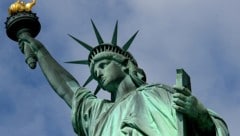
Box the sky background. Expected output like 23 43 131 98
0 0 239 135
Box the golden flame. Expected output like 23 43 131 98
8 0 37 15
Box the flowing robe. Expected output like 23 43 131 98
72 84 229 136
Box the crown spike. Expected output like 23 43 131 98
83 75 94 87
111 21 118 45
122 30 139 51
65 60 89 65
91 20 104 44
94 85 101 95
68 34 93 51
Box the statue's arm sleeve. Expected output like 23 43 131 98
208 109 230 136
71 87 108 135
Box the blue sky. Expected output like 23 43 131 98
0 0 239 135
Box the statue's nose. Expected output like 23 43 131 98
95 69 103 79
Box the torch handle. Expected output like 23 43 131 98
18 31 38 69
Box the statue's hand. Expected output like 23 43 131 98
172 86 207 120
172 86 216 134
18 33 44 55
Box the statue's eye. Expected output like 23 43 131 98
99 62 107 69
99 60 110 69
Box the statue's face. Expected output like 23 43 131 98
93 59 126 91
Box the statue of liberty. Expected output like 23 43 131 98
5 1 229 135
17 21 229 135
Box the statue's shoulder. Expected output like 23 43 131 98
137 83 175 94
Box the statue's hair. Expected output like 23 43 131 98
113 58 146 88
124 60 146 87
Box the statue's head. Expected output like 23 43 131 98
89 43 146 91
67 21 146 95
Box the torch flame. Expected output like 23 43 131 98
8 0 37 15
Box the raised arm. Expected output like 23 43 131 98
18 32 80 108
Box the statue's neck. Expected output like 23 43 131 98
112 75 137 102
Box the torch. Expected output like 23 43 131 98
5 0 40 69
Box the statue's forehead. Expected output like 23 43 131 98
92 56 113 63
90 56 124 74
91 58 117 69
90 57 111 72
93 58 111 67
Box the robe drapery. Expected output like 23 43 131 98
72 84 229 136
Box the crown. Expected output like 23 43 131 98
66 20 139 94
